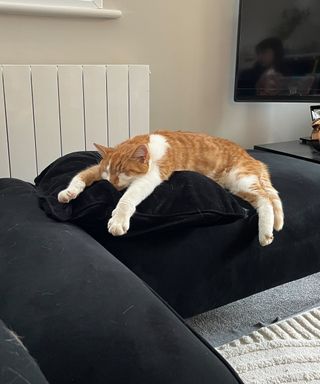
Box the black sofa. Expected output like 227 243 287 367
34 149 320 317
0 178 242 384
2 148 320 383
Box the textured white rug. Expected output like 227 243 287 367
217 308 320 384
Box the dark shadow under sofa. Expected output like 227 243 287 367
1 148 320 383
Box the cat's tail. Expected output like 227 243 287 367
260 173 284 232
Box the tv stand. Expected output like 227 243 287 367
254 140 320 164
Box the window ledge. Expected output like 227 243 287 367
0 2 122 19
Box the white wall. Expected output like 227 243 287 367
0 0 313 147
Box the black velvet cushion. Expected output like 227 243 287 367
35 151 245 236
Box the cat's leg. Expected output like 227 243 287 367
108 171 162 236
270 191 284 231
259 175 284 232
230 175 275 246
58 164 101 203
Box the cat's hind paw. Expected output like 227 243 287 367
259 232 274 247
274 216 284 232
58 188 79 204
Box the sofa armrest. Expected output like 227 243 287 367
0 178 242 384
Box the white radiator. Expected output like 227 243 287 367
0 65 150 182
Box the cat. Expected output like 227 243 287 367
58 131 284 246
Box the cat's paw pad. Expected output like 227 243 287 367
259 232 274 247
108 215 130 236
58 188 79 204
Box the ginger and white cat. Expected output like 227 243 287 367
58 131 284 246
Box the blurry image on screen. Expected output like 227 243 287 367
235 0 320 101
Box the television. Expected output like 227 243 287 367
235 0 320 102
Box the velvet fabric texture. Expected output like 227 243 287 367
0 179 243 384
0 319 49 384
34 150 320 318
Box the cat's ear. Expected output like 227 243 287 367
131 145 149 163
94 143 113 157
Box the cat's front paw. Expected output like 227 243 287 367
58 188 80 204
108 214 130 236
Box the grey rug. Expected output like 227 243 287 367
187 273 320 347
217 308 320 384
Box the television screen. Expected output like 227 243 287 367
235 0 320 102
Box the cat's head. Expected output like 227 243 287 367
94 143 150 190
